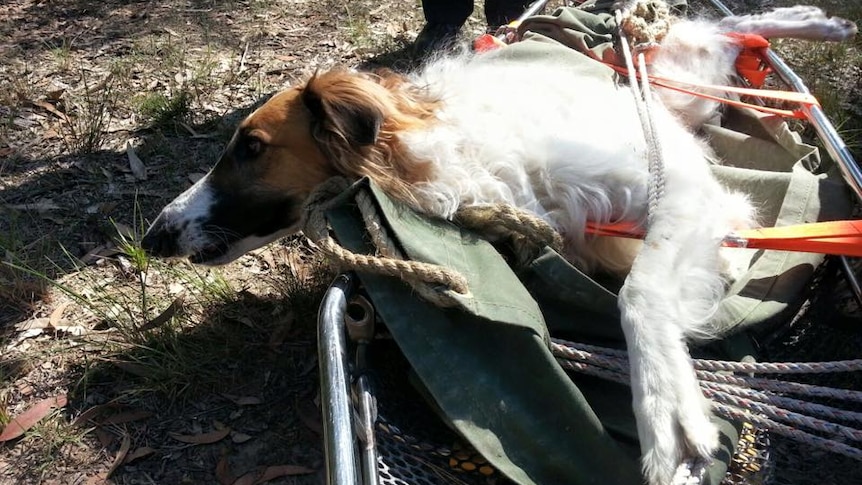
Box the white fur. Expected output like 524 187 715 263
144 3 855 484
374 5 853 484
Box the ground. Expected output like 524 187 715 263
0 0 860 484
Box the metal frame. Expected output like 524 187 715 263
318 4 862 484
318 274 361 485
319 273 381 485
705 0 862 306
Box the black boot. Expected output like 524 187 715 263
413 22 462 56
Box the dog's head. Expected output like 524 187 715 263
141 70 436 265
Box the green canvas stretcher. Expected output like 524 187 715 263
315 3 854 485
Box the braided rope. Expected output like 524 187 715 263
695 357 862 374
552 339 862 460
712 402 862 461
618 0 675 45
556 357 862 461
616 9 666 224
454 204 564 259
700 387 862 443
301 178 468 307
701 381 862 425
552 337 862 380
694 371 862 403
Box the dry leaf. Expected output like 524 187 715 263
72 403 118 427
254 465 315 482
105 434 131 478
232 472 258 485
137 295 185 331
232 465 315 485
49 302 71 327
296 399 322 435
46 89 65 101
0 394 68 442
169 427 231 445
15 317 51 332
230 431 253 444
31 100 68 121
112 361 157 378
7 200 60 211
95 428 115 448
101 409 153 425
123 446 155 464
126 141 147 181
80 244 121 265
221 394 262 406
216 453 236 485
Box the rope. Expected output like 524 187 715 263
552 339 862 460
617 0 674 45
700 387 862 443
712 402 862 461
695 371 862 403
551 338 862 374
454 204 563 253
301 178 469 307
701 381 862 425
695 357 862 374
616 8 667 224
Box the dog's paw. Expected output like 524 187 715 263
819 17 859 41
634 380 719 485
678 403 720 459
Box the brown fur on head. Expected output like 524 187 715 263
300 69 439 203
141 67 441 264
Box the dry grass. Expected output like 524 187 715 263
0 0 860 483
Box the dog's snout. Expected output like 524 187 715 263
141 219 182 258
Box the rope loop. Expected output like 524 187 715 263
301 178 469 308
551 338 862 461
455 204 564 263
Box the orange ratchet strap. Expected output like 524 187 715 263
603 32 820 119
605 63 820 119
586 220 862 257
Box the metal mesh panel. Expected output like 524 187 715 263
755 258 862 485
357 256 861 485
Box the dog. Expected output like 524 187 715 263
141 3 856 483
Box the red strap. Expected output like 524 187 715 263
473 34 506 53
586 220 862 257
725 33 772 88
605 64 819 119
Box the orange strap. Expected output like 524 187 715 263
604 32 819 119
606 64 819 119
586 220 862 257
725 32 772 88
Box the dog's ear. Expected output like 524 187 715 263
302 72 383 147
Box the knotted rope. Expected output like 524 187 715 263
617 0 675 46
552 338 862 461
301 178 468 307
454 204 564 266
300 178 563 307
615 7 667 224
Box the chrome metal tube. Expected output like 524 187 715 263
707 0 862 306
706 0 862 200
356 375 380 485
318 274 360 485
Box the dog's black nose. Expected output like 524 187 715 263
141 219 181 258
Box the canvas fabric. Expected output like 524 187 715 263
320 4 852 484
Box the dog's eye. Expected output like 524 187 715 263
236 135 265 160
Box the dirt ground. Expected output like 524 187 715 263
0 0 860 484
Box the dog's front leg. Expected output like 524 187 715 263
619 214 725 484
